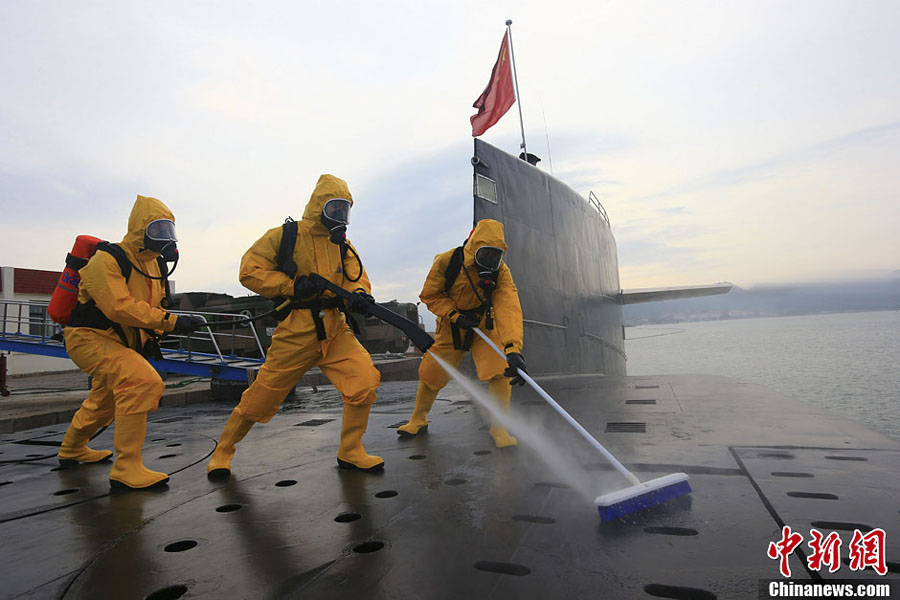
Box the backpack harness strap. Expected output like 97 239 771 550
274 219 358 341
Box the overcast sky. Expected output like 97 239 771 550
2 0 898 307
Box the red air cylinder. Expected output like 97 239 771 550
49 235 101 325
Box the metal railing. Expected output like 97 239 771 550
162 310 266 364
587 191 610 226
0 299 265 366
0 299 57 342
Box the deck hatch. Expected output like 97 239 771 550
605 422 646 433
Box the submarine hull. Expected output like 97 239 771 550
473 139 626 376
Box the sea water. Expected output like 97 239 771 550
625 310 900 441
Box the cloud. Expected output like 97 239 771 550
642 120 900 201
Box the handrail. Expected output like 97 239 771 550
0 300 265 365
588 191 610 226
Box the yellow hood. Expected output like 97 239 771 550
464 219 508 267
121 195 175 254
301 174 354 227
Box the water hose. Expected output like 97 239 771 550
307 274 434 352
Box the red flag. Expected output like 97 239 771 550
470 32 516 137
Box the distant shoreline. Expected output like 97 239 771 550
625 307 898 327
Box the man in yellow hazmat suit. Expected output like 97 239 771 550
207 174 384 478
398 219 527 447
59 195 202 489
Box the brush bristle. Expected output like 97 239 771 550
596 479 692 521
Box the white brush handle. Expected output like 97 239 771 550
473 327 640 486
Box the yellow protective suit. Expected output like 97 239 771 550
208 174 383 476
399 219 523 447
61 195 177 488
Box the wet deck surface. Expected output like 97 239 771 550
1 374 898 599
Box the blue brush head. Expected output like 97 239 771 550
597 479 693 521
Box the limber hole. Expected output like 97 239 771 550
145 584 188 600
53 488 79 496
164 540 198 553
151 438 166 442
215 504 244 513
352 540 384 554
408 455 426 460
644 583 717 599
811 521 874 532
295 419 335 427
275 480 298 487
758 451 795 459
473 561 531 576
786 492 838 500
158 454 177 459
0 481 12 487
165 443 182 448
605 422 646 433
771 472 814 478
825 455 868 461
335 512 362 523
511 515 556 524
474 450 492 456
444 478 466 486
643 526 699 536
374 490 398 498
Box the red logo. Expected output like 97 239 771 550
847 528 887 576
807 529 842 573
768 527 888 577
768 526 804 577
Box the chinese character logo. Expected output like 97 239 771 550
807 529 842 573
767 526 888 577
847 528 887 576
768 526 804 577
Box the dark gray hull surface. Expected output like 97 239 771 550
2 375 898 598
473 140 626 376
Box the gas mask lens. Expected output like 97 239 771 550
322 198 351 225
145 219 177 243
474 246 504 272
144 219 178 260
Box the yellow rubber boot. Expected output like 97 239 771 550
207 410 255 480
337 403 384 471
488 377 518 448
58 408 113 465
109 413 169 490
397 382 439 437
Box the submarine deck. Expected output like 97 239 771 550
1 374 898 599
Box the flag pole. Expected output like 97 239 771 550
505 19 528 158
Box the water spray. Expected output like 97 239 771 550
471 327 692 520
